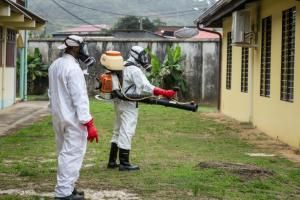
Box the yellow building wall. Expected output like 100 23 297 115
252 0 300 148
0 27 3 108
0 25 17 109
221 17 252 122
221 0 300 148
2 67 16 107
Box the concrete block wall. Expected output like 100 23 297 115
29 38 220 104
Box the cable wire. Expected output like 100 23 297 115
59 0 128 17
51 0 102 30
58 0 203 18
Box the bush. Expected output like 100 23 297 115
17 48 49 95
147 45 187 95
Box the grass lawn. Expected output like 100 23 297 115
0 100 300 199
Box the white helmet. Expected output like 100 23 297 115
128 46 152 72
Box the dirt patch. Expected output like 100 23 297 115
85 189 140 200
203 113 300 164
0 188 140 200
198 161 274 179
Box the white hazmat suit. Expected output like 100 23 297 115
49 53 91 197
111 59 155 150
107 46 176 171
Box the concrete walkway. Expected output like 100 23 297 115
0 101 50 136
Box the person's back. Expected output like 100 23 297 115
122 64 154 96
48 35 98 200
107 46 176 172
49 54 90 125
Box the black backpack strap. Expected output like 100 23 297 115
115 71 136 94
115 71 123 88
124 61 135 67
124 84 135 94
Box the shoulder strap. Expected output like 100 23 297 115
124 84 135 94
124 61 135 67
115 71 123 88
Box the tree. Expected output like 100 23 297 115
152 18 167 27
113 15 163 31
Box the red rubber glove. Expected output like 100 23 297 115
153 87 176 98
84 119 98 143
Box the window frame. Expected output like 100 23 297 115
0 27 3 67
280 7 296 102
241 47 249 93
226 32 232 90
6 29 17 67
260 16 272 98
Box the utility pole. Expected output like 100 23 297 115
176 6 179 23
19 0 28 101
139 17 143 30
19 38 25 100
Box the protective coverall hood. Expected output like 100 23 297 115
58 35 96 67
126 46 152 72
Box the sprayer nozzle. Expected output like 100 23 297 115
173 87 180 91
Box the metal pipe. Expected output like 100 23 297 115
196 23 222 111
249 47 254 122
111 90 198 112
1 28 6 109
141 98 198 112
24 0 28 101
19 48 25 100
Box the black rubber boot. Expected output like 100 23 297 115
72 188 84 196
119 148 140 171
54 193 84 200
107 142 119 169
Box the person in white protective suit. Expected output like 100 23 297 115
107 46 176 171
48 35 98 200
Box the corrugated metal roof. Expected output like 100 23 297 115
193 30 221 39
62 24 111 33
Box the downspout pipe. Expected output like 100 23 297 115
196 22 222 111
19 47 25 100
24 0 28 101
1 28 6 109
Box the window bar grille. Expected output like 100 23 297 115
241 47 249 93
226 32 232 90
260 16 272 97
280 7 296 102
6 29 16 67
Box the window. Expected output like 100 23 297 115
260 16 272 97
226 32 232 90
280 7 296 102
241 47 249 93
0 27 3 66
6 29 16 67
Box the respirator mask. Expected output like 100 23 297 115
129 46 152 72
78 42 96 67
60 35 96 67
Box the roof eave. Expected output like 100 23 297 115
8 0 46 23
195 0 251 27
0 0 46 30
